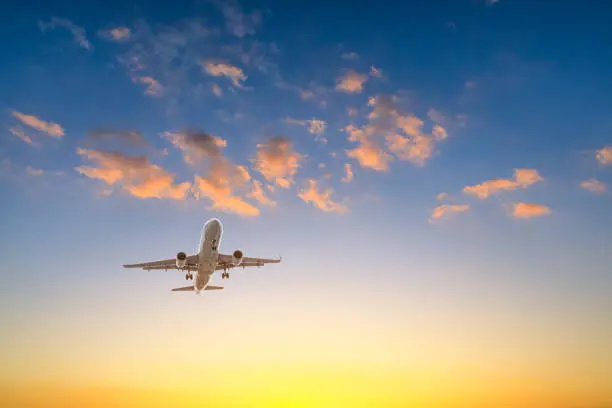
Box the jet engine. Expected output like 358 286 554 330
176 252 187 269
232 250 243 266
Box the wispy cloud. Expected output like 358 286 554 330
282 117 328 142
580 179 607 194
212 83 223 97
11 111 64 138
25 166 45 176
341 163 354 183
512 202 551 218
162 130 227 166
248 179 276 207
336 70 369 93
9 127 38 146
212 0 262 38
430 204 470 222
298 179 347 213
252 137 302 188
132 76 164 97
38 17 92 50
88 128 148 147
436 192 447 201
75 148 191 199
341 51 359 60
596 146 612 166
99 26 132 42
369 66 383 78
463 169 544 199
202 62 247 88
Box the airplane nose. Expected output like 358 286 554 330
207 219 222 235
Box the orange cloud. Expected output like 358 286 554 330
512 202 551 218
430 204 470 221
343 124 392 172
132 76 163 97
345 95 449 169
335 70 368 93
192 175 259 217
100 26 131 41
341 163 354 182
9 127 38 146
11 111 64 138
252 137 302 188
580 179 607 194
436 192 447 201
298 179 347 213
596 146 612 166
463 169 544 199
75 148 191 199
163 129 262 216
203 62 247 87
248 179 277 207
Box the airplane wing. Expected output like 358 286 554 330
216 253 281 270
123 254 199 271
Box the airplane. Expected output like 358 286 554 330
123 218 281 294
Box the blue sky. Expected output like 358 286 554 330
1 0 612 406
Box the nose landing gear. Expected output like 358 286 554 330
185 273 193 280
221 271 230 279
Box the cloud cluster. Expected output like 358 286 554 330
343 95 449 171
163 130 262 216
75 148 191 199
252 137 303 188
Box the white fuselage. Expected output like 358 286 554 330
194 218 223 293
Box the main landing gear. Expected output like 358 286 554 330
221 271 230 279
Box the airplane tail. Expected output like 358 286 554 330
171 285 224 292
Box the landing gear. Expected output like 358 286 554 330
221 272 230 279
185 273 193 280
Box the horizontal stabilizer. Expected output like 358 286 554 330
170 285 224 292
171 285 194 292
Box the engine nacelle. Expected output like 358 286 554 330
232 250 243 266
176 252 187 269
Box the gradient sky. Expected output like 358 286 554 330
2 0 612 407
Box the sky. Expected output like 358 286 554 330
1 0 612 407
